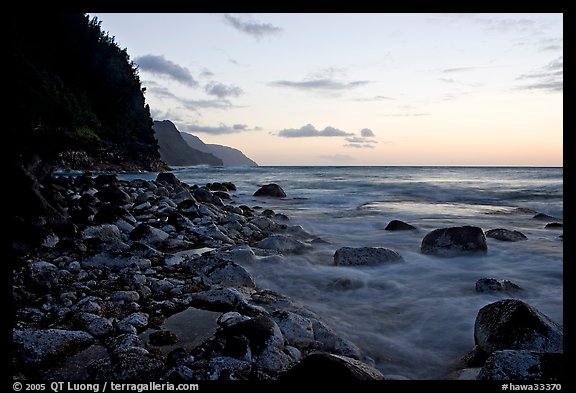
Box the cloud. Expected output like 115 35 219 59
517 56 563 92
345 137 377 144
353 95 394 102
147 85 234 110
360 128 375 137
270 79 369 91
442 67 476 73
182 123 255 135
344 143 375 149
439 78 456 83
224 14 283 39
204 81 244 98
134 55 197 86
277 124 354 138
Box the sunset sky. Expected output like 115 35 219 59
95 13 563 166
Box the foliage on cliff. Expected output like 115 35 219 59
9 13 165 170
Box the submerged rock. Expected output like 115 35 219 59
280 353 385 380
545 222 563 229
478 350 563 381
421 226 487 256
475 278 521 292
474 299 563 354
149 330 179 346
385 220 416 231
485 229 527 242
333 247 403 266
533 213 561 221
257 235 310 254
254 184 286 198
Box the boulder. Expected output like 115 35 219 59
475 278 521 293
82 224 121 242
254 184 286 198
485 229 527 242
130 224 170 246
334 247 403 266
533 213 560 221
13 328 94 366
156 172 180 186
204 261 256 288
188 288 249 312
192 188 214 203
257 235 309 254
421 226 487 256
280 353 385 380
474 299 563 354
28 261 59 289
75 313 113 337
478 350 563 381
95 184 131 205
385 220 416 231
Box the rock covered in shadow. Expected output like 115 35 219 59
478 350 563 381
13 328 94 366
156 172 181 186
253 184 286 198
280 353 385 380
421 226 487 257
545 222 563 229
485 228 527 242
149 330 179 346
475 278 521 293
385 220 416 231
533 213 561 221
334 247 403 266
474 299 563 355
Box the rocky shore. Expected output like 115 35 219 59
12 170 563 381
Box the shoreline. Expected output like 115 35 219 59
12 171 563 381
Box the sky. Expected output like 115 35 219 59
94 13 563 166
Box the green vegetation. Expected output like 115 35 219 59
9 13 164 170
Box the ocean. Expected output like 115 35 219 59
122 166 563 379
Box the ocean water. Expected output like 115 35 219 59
128 166 563 379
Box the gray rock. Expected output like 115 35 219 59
82 253 151 271
485 229 527 242
421 226 487 256
120 312 149 329
193 224 233 244
29 261 59 288
280 353 385 380
156 172 180 186
474 299 563 354
255 347 295 374
254 184 286 198
475 278 521 292
533 213 560 221
188 288 249 312
107 334 146 357
82 224 121 242
333 247 403 266
76 313 113 337
312 320 361 359
273 311 315 347
192 188 214 203
109 291 140 302
205 261 256 288
13 328 94 366
257 235 310 254
385 220 416 231
478 350 563 381
130 224 170 246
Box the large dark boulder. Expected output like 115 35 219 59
280 353 385 380
421 226 487 256
254 184 286 198
95 184 131 205
485 229 527 242
474 299 563 354
156 172 180 186
333 247 403 266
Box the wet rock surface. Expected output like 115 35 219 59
421 226 487 256
12 173 377 380
485 228 528 242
